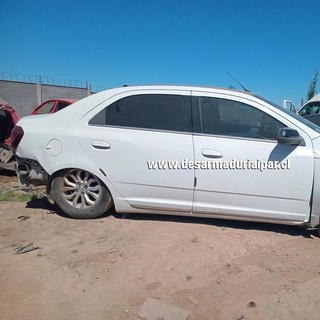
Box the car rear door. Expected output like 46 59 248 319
191 91 314 224
77 90 195 212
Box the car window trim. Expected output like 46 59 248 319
88 123 194 135
192 131 280 143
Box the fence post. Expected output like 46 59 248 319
36 76 42 105
86 84 91 96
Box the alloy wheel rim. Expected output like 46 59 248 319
61 169 102 209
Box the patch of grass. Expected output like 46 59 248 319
0 190 37 202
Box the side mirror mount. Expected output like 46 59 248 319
277 128 305 146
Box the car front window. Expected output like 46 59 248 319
195 97 285 140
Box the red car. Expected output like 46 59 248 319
31 98 78 115
0 103 20 169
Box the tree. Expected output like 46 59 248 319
307 69 319 101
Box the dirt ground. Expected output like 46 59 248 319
1 172 320 320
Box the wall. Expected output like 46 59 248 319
0 80 92 117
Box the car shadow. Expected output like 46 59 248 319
25 197 68 216
113 211 318 239
0 168 17 176
25 198 318 239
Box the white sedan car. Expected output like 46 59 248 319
11 86 320 233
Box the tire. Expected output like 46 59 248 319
52 169 113 219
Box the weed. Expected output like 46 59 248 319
0 190 40 202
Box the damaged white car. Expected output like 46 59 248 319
11 85 320 234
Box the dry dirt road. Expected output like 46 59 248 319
1 173 320 320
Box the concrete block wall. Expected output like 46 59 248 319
0 81 38 117
41 84 89 102
0 80 92 117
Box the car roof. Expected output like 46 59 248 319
307 93 320 104
113 85 252 95
53 85 268 118
89 85 258 101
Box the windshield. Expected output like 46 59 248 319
298 102 320 116
254 95 320 134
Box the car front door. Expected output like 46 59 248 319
77 90 195 212
191 91 314 224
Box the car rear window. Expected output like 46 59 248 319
89 94 192 133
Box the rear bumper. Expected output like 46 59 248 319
15 156 49 188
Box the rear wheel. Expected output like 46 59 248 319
52 169 113 219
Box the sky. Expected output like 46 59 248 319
0 0 320 108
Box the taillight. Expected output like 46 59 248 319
11 126 24 151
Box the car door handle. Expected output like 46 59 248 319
201 149 223 159
91 140 111 150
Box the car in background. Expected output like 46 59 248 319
0 102 20 169
297 93 320 125
31 98 78 115
11 85 320 236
